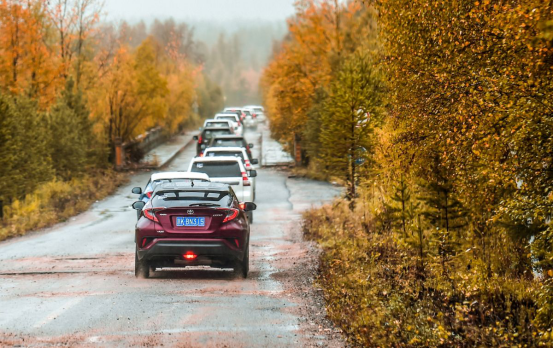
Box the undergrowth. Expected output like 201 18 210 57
303 197 549 347
0 170 127 241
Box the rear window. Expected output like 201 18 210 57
254 108 263 113
213 139 245 147
191 161 241 178
217 116 236 122
202 129 231 140
205 121 229 128
206 151 245 161
243 110 251 116
151 189 232 208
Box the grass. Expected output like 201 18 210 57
0 170 127 241
303 196 548 347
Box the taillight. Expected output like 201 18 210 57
143 208 159 222
183 251 197 260
198 136 202 144
252 113 256 118
245 159 251 168
242 171 251 186
146 191 152 199
239 202 246 210
218 208 239 223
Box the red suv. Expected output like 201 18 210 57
132 181 256 278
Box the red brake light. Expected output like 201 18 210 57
141 238 147 248
242 172 251 186
218 208 239 223
198 136 202 144
239 202 246 210
146 191 152 198
234 239 240 248
144 208 159 222
183 251 197 260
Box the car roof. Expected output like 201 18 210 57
215 113 239 118
150 172 210 181
204 118 231 123
191 156 243 163
210 135 245 140
153 181 229 193
202 126 233 130
204 147 246 154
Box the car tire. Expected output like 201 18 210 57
234 244 249 278
135 245 149 279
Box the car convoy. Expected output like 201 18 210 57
131 105 265 279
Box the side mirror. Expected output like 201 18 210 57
193 135 199 141
248 170 257 178
251 159 259 165
248 143 254 148
242 202 257 212
132 201 145 210
132 187 142 194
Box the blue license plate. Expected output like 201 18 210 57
176 217 205 227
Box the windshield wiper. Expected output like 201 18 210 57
189 203 221 207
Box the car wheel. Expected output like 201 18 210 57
135 245 149 279
234 244 249 279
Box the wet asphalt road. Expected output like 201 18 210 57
0 125 343 347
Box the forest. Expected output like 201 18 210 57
261 0 553 346
0 0 280 240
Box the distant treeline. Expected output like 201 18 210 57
262 0 553 346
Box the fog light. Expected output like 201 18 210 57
183 251 197 260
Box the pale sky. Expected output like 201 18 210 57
103 0 297 22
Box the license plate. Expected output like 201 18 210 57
176 217 205 227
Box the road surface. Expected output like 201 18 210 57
0 124 344 347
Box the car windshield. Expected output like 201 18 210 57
213 139 245 147
206 151 245 161
190 161 242 178
203 129 231 140
151 189 232 208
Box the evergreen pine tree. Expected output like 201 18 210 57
320 50 383 205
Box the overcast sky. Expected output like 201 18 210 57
103 0 297 22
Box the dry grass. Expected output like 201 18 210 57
0 170 127 241
303 196 547 347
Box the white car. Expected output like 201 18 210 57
202 147 259 200
133 172 210 201
215 113 243 135
188 156 256 222
202 118 238 135
131 172 210 218
243 105 266 123
241 108 257 129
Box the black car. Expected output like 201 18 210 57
207 135 254 159
193 127 233 155
132 182 256 278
